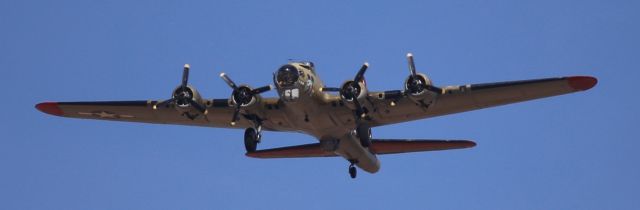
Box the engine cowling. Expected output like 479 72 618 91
171 85 205 113
218 72 273 125
404 73 438 106
230 85 262 108
339 80 368 111
320 62 370 119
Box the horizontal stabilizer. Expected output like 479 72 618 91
246 139 475 158
246 143 336 158
370 139 476 155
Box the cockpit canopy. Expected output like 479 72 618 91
276 64 300 87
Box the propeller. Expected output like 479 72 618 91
406 53 442 94
323 62 369 119
154 64 207 114
220 73 273 126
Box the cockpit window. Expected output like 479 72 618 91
295 61 316 73
276 65 300 87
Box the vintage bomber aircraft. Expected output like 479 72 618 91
36 53 597 178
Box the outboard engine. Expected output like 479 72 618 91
154 64 208 115
171 85 205 113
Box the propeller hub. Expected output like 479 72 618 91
407 75 426 94
233 86 254 106
173 87 195 107
219 72 272 125
340 81 361 101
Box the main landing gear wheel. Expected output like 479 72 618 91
244 127 260 153
357 126 372 147
348 161 357 179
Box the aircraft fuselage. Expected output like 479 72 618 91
272 62 380 173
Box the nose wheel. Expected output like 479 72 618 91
244 127 261 153
348 160 357 179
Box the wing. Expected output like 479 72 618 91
367 76 597 127
35 98 288 130
246 139 475 158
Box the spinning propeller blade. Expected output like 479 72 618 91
181 64 190 88
407 53 417 77
220 73 238 90
353 62 369 83
219 72 272 126
154 64 207 114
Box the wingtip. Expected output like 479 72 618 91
35 102 64 116
567 76 597 91
464 140 477 148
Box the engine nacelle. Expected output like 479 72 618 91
171 85 205 113
339 80 368 111
404 73 438 106
230 85 262 108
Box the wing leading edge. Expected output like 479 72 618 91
246 139 476 158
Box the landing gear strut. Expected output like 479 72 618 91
348 160 358 179
244 127 261 153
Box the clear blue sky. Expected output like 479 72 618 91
1 0 638 209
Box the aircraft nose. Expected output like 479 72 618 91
275 64 300 88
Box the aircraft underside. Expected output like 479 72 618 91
36 53 596 178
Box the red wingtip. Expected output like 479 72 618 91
35 102 64 116
464 141 477 148
567 76 597 91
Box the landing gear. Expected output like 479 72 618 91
348 160 357 179
356 126 372 147
244 127 261 153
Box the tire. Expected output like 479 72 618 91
244 128 258 152
357 126 371 147
349 166 357 179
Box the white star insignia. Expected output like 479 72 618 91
78 111 134 119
